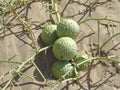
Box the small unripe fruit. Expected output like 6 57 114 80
51 61 74 79
41 25 58 45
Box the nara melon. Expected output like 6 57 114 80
52 37 77 61
41 25 58 45
57 19 80 40
73 53 90 70
51 60 74 79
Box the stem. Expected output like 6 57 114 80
0 60 22 64
16 45 52 73
51 77 77 90
77 58 92 66
15 55 34 73
32 61 47 82
74 68 81 88
100 33 120 50
1 45 52 89
2 77 14 90
77 56 120 67
19 72 34 80
0 71 10 80
49 0 55 24
79 18 120 24
107 58 120 62
54 3 60 22
98 20 101 57
61 77 77 83
51 55 120 90
8 2 38 53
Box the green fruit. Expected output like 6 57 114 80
51 60 74 79
73 53 90 70
53 37 77 61
41 25 58 45
53 0 61 3
57 19 80 40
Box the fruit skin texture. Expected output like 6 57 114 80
41 25 58 45
53 37 77 61
57 19 80 40
51 60 74 79
73 53 89 70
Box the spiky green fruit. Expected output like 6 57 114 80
53 37 77 61
41 25 58 45
57 19 80 40
51 60 74 79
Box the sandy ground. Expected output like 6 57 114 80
0 0 120 90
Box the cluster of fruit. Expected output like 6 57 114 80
41 19 89 80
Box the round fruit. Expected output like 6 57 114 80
51 60 74 79
73 53 90 70
52 37 77 61
41 25 58 45
57 19 80 40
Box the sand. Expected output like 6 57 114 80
0 0 120 90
